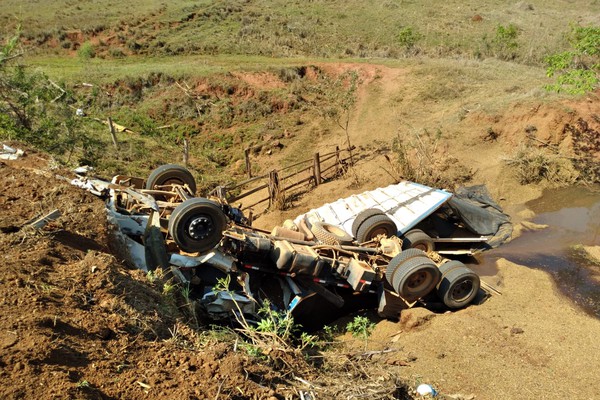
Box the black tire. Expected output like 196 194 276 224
168 198 227 253
146 164 197 195
385 255 441 301
310 221 354 245
384 248 428 283
351 208 385 237
355 214 397 242
402 229 435 252
436 262 480 309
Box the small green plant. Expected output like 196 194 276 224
492 24 519 60
346 315 375 341
397 27 421 49
545 25 600 94
76 380 90 388
162 280 176 297
78 42 96 60
146 270 157 283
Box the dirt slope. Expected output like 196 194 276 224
0 154 297 399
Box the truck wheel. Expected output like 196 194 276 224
351 208 385 237
385 254 441 301
402 229 435 252
355 214 397 242
436 261 480 309
385 248 427 289
146 164 197 195
168 198 227 253
310 221 353 245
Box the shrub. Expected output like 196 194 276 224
397 27 421 49
493 24 519 60
545 25 600 94
77 42 95 60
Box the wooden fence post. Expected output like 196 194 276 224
268 170 281 208
335 146 340 176
313 152 322 186
245 148 252 178
182 138 189 167
107 117 118 150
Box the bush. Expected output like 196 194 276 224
545 25 600 94
77 42 95 60
493 24 519 60
397 27 421 49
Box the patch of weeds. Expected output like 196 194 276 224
346 315 375 340
563 118 600 183
211 277 318 368
146 270 158 284
397 26 422 52
76 380 90 388
503 145 578 185
162 280 177 298
545 25 600 94
77 42 95 60
481 23 519 60
386 130 473 190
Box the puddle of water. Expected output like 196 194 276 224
472 185 600 318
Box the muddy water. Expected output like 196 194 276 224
472 185 600 317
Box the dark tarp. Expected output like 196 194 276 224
447 185 513 249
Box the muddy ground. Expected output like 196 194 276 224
2 65 600 399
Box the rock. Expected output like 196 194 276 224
399 307 435 330
520 220 549 231
582 246 600 264
510 327 524 335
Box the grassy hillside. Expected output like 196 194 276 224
1 0 598 192
3 0 598 63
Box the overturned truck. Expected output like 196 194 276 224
73 164 509 331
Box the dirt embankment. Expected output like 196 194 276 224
0 154 301 399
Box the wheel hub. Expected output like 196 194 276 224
188 216 213 240
451 280 473 301
408 271 427 288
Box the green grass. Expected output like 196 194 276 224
2 0 595 64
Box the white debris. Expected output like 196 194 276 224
1 144 25 160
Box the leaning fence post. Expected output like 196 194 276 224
313 152 322 186
107 117 118 150
245 148 252 178
268 170 280 208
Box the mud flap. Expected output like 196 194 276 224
144 210 169 271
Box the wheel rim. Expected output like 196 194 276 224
187 215 214 240
405 270 432 293
370 227 390 237
162 177 185 186
413 242 429 252
450 278 474 302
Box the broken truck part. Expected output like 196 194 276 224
294 181 512 256
73 164 499 330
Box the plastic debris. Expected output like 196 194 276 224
73 165 94 175
1 144 24 160
416 383 437 397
